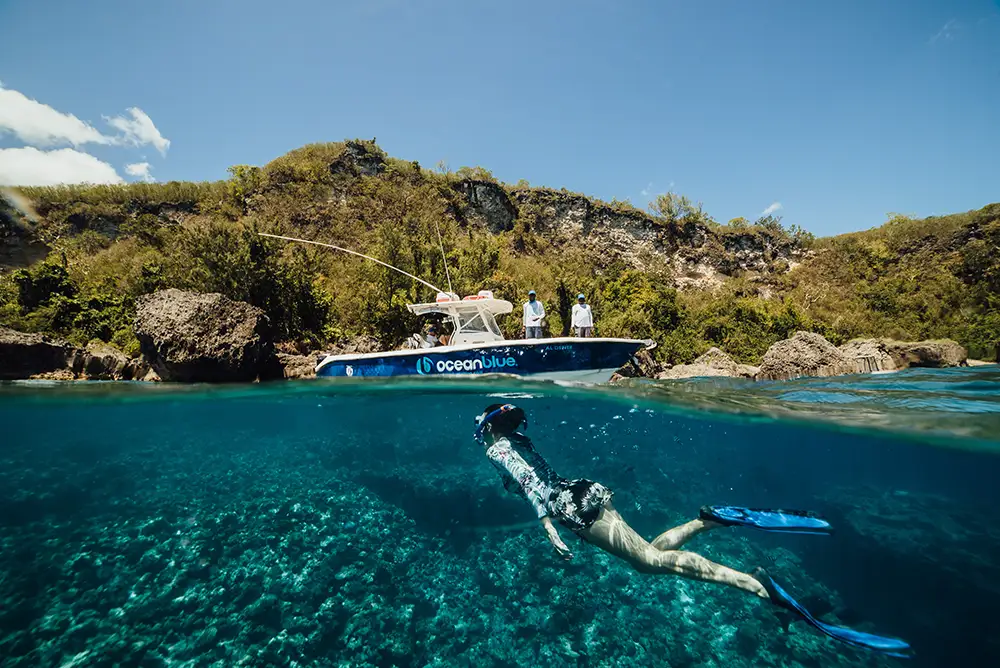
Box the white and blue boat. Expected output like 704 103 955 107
257 233 654 384
315 291 654 383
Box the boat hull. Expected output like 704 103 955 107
315 338 649 383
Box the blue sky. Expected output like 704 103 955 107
1 0 997 236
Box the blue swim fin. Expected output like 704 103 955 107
754 568 914 659
700 505 834 535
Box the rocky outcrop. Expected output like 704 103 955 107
72 342 150 380
454 180 517 234
0 327 76 380
839 339 898 374
274 336 384 379
276 353 317 379
716 229 800 274
656 347 758 380
509 188 672 270
454 187 806 285
134 289 274 382
885 339 967 368
0 328 148 380
611 348 664 381
330 140 385 178
838 338 967 371
757 331 856 381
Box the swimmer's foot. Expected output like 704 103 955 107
700 505 834 535
752 568 914 658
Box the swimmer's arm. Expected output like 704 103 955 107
541 516 573 560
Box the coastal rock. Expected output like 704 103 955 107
838 339 898 374
0 327 149 380
134 289 274 382
657 364 732 380
757 331 856 381
72 342 150 380
885 339 967 368
276 353 317 379
612 348 663 380
655 348 759 380
0 327 76 380
29 368 77 380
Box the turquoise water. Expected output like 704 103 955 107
1 367 999 667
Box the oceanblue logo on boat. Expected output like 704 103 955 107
415 355 517 374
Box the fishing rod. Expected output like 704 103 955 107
432 218 454 295
257 232 446 295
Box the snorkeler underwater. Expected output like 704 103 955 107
3 378 1000 666
475 403 914 659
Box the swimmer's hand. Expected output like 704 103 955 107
551 540 573 560
542 516 573 560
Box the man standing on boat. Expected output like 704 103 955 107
571 293 594 337
523 290 545 339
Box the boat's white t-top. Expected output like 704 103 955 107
408 291 512 345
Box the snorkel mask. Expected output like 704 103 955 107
474 403 528 444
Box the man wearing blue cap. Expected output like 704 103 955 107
523 290 545 339
571 293 594 337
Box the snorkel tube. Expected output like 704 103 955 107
474 404 528 444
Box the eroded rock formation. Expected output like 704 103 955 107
757 331 856 381
134 289 274 382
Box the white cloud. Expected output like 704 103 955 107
125 161 154 182
0 83 115 148
0 83 170 156
105 108 170 155
930 19 959 44
0 147 123 186
760 201 783 216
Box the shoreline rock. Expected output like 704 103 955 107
0 327 76 380
0 327 148 380
275 353 319 379
838 339 898 374
655 347 758 380
72 342 150 380
757 331 856 381
134 289 275 382
884 339 966 368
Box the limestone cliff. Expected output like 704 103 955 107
452 182 805 288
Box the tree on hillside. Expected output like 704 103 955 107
649 192 703 224
970 297 1000 363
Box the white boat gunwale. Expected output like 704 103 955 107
317 336 655 365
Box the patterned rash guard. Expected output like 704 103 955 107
485 434 565 519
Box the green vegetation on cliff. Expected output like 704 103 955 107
1 140 997 363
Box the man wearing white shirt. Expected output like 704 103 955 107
571 293 594 337
522 290 545 339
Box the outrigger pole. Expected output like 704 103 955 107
257 232 446 295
